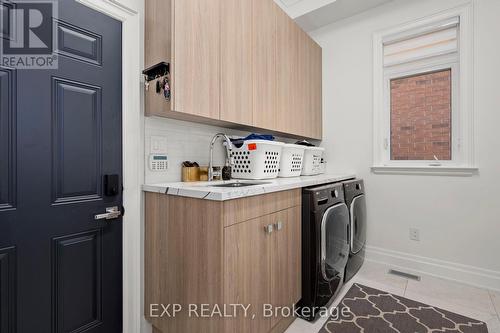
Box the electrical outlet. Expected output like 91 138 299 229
150 135 168 154
409 228 420 241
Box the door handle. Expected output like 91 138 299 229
94 206 122 221
264 224 274 234
274 221 283 231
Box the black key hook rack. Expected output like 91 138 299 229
142 62 170 82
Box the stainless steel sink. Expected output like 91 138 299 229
210 181 271 188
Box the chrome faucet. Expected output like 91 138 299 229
208 133 234 181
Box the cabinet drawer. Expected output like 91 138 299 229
222 189 301 227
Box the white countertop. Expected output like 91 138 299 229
142 173 356 201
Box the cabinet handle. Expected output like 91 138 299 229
275 221 283 231
264 224 274 234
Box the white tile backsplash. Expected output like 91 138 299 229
144 117 309 184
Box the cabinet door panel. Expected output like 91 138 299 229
220 0 253 125
275 7 323 139
173 0 220 118
224 216 273 333
297 30 310 138
276 10 299 135
144 0 172 117
252 0 277 130
271 207 302 327
311 42 323 139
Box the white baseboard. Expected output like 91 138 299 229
365 245 500 292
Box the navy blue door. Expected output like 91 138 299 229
0 1 122 332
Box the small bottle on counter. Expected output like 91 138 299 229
211 166 222 181
222 166 231 181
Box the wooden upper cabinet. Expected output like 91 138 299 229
252 0 278 130
220 0 253 125
145 0 171 72
144 0 172 117
262 5 323 139
276 10 299 134
172 0 220 118
295 29 323 139
311 42 323 139
297 30 311 138
145 0 322 139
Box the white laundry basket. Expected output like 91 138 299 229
230 140 284 180
278 144 305 178
301 146 325 176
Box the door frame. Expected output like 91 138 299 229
74 1 144 332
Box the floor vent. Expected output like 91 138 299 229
388 269 421 281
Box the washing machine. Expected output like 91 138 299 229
297 182 350 321
343 179 367 282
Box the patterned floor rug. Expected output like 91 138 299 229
319 284 488 333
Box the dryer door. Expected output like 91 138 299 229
321 203 350 282
350 194 367 254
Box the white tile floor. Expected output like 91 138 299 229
492 291 500 317
285 261 500 333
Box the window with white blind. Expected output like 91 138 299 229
372 6 476 176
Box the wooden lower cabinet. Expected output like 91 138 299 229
224 206 301 332
224 214 273 333
272 207 302 327
145 190 302 333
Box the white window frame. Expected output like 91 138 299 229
372 4 477 176
383 56 459 167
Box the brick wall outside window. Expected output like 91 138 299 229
390 69 452 160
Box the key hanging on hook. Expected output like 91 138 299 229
156 79 161 94
163 75 171 101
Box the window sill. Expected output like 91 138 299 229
371 165 478 176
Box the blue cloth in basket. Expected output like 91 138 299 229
231 133 275 148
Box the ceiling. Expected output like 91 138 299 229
275 0 394 32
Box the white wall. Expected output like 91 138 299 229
312 0 500 288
